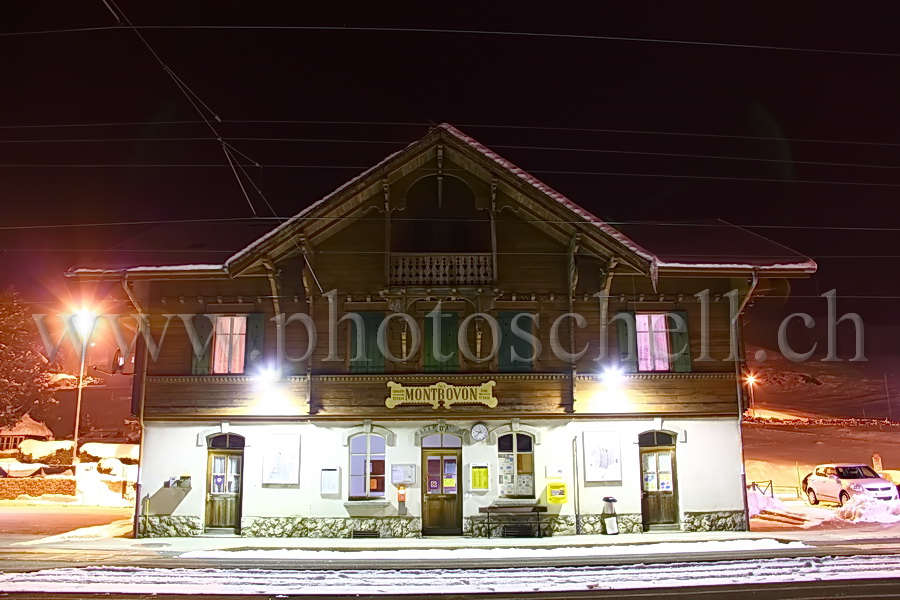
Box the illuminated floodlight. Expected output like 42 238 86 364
744 373 759 386
601 366 625 388
254 366 281 387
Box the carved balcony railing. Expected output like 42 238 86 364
389 253 494 286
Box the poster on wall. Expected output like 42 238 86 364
583 431 622 482
262 434 300 484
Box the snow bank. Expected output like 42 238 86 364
18 440 73 461
80 443 138 462
75 464 132 507
836 496 900 524
747 489 788 517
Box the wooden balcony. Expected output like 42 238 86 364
389 253 493 286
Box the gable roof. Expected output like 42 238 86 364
68 123 816 279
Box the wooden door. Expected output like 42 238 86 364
640 447 678 529
422 449 462 535
206 450 243 529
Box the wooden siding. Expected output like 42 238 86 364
143 377 309 418
132 160 754 420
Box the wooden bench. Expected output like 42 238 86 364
478 504 548 538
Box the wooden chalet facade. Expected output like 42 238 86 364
71 124 815 538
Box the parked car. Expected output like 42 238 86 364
803 463 898 506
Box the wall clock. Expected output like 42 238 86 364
471 422 489 442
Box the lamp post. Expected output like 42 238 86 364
745 373 758 418
72 311 98 469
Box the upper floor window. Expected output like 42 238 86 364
616 311 691 373
349 312 385 374
636 313 670 372
213 315 247 374
191 313 264 376
349 433 386 499
424 312 458 373
498 432 534 498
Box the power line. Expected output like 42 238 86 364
4 119 900 149
5 162 900 188
4 136 900 171
4 216 900 232
3 25 900 58
0 247 896 261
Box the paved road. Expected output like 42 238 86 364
0 506 132 535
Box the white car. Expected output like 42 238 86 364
804 463 898 506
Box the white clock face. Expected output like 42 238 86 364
471 423 489 441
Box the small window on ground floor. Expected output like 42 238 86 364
349 433 386 499
498 432 534 498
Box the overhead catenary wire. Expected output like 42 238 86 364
5 216 900 232
4 24 900 59
5 119 900 150
102 0 259 217
4 135 900 172
5 162 900 189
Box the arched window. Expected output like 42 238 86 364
498 432 534 498
638 431 675 447
349 433 386 499
208 433 245 449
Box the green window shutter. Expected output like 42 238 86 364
191 314 213 375
668 310 692 373
442 312 458 372
499 311 532 372
425 312 457 373
244 313 265 373
615 311 638 373
366 313 384 373
351 312 384 373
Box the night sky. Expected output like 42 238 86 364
3 4 900 364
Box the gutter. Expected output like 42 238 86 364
732 271 758 532
122 276 149 539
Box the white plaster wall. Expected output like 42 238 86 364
142 416 744 525
141 421 216 517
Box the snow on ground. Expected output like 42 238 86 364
13 519 133 546
79 443 138 462
836 496 900 524
180 538 804 561
15 552 900 596
74 464 132 507
746 489 787 517
17 440 72 461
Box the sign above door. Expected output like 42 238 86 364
386 380 497 409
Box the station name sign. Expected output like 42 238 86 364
386 381 497 409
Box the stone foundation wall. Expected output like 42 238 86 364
0 477 76 499
138 510 746 537
682 510 746 532
465 513 644 537
139 515 204 537
241 516 422 538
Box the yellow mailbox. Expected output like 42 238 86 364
547 482 568 504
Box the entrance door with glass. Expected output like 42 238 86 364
206 433 244 531
421 433 462 535
638 431 678 530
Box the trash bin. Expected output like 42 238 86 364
601 496 618 535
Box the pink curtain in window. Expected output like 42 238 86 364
213 316 247 374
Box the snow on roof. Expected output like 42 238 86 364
69 124 815 277
0 414 52 438
69 264 227 276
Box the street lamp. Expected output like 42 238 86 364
72 310 98 469
744 373 759 418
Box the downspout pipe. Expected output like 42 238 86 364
733 271 758 532
122 275 148 539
